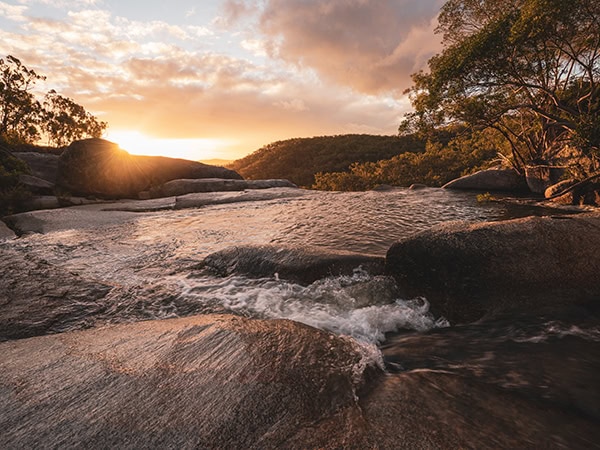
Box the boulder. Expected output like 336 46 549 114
151 178 249 197
13 152 59 183
0 314 373 448
17 174 54 195
57 138 242 198
442 168 528 192
385 214 600 323
201 245 385 284
549 181 600 206
0 220 15 241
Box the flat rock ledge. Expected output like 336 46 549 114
201 245 385 284
146 178 297 198
386 213 600 323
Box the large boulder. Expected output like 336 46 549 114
385 214 600 323
57 139 243 198
442 168 528 192
13 152 59 183
201 245 385 284
0 314 373 449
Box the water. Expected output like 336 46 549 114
5 187 564 345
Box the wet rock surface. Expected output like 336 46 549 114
0 315 372 449
386 213 600 323
369 304 600 449
201 245 385 284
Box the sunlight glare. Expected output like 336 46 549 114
106 130 231 161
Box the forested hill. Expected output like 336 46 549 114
228 134 425 187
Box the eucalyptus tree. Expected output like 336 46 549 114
401 0 600 173
43 90 107 147
0 55 45 143
0 55 107 147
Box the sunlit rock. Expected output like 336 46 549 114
0 314 374 448
57 138 243 198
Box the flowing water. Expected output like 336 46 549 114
5 187 565 349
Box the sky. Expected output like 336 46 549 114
0 0 444 161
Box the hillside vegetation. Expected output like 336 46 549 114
228 134 424 187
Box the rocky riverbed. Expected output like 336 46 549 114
1 188 599 449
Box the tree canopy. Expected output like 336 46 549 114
229 134 425 187
0 55 106 146
401 0 600 175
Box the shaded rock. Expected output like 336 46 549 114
525 164 565 194
367 305 600 449
202 245 385 284
22 195 61 211
17 174 55 194
385 214 600 323
151 178 249 197
549 181 600 206
0 248 114 340
443 168 528 192
247 179 297 189
13 152 59 183
544 179 578 198
57 138 242 198
0 220 16 240
0 314 373 449
408 183 427 190
149 178 298 198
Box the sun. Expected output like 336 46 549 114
105 130 230 162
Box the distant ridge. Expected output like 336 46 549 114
199 158 233 167
228 134 424 187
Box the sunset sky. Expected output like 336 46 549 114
0 0 443 161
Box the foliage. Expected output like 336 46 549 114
0 145 32 215
228 134 425 187
0 55 106 147
43 90 107 147
0 55 45 143
313 129 498 191
401 0 600 175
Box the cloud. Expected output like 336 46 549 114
259 0 444 94
0 2 419 158
0 1 27 21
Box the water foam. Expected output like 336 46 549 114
180 269 448 345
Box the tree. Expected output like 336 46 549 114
43 90 107 147
0 55 107 147
0 55 45 143
402 0 600 174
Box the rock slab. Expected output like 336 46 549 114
202 245 385 284
0 314 370 449
386 213 600 322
